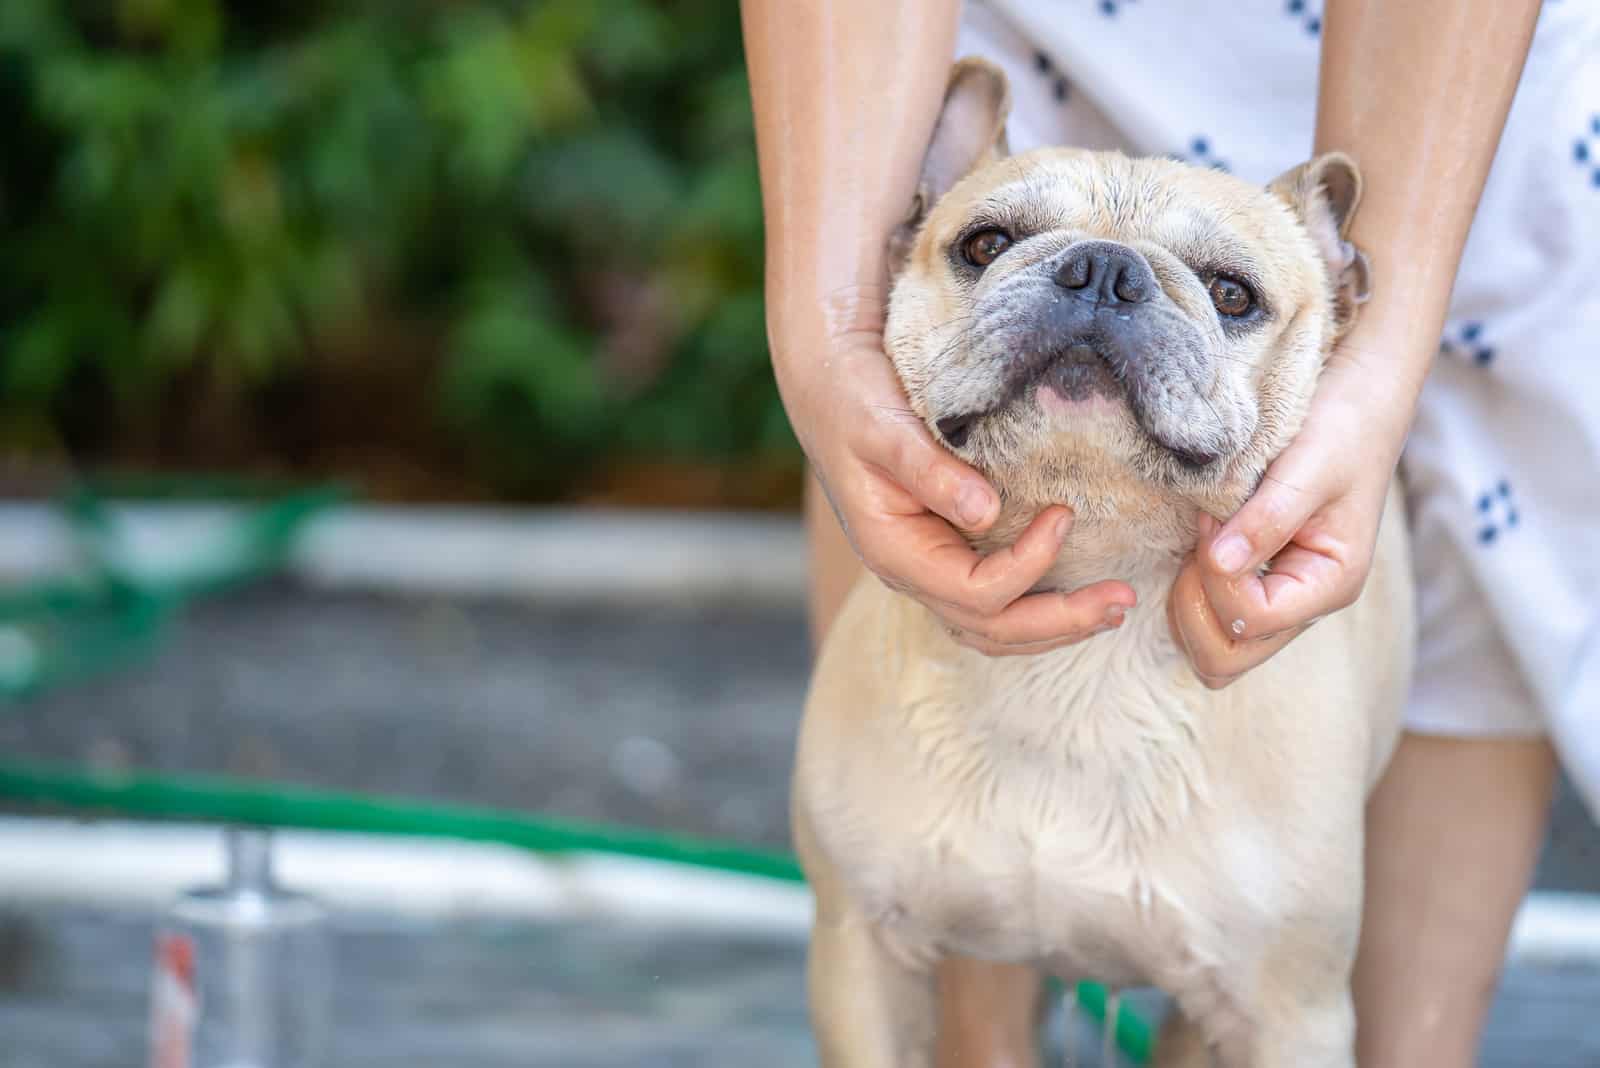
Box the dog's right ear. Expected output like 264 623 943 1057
887 58 1011 277
1268 152 1371 339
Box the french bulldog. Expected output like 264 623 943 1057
793 59 1413 1068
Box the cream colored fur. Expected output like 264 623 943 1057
794 61 1413 1068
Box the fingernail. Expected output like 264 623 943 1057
1104 605 1127 628
1055 512 1073 540
957 486 992 528
1230 618 1246 637
1211 533 1251 574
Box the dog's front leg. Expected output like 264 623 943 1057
1229 988 1355 1068
1158 995 1355 1068
808 908 939 1068
1213 920 1358 1068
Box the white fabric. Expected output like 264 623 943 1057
958 0 1600 817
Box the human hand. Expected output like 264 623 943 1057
1167 345 1412 688
779 313 1137 658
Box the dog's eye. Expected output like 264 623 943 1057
961 229 1012 268
1208 275 1254 317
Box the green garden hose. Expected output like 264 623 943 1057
0 759 1154 1062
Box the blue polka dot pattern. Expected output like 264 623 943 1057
1285 0 1323 35
1098 0 1134 15
1578 115 1600 187
1477 480 1520 545
1032 50 1072 104
1184 137 1231 173
1439 320 1496 367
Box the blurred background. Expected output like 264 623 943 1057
0 3 1596 1067
0 0 796 508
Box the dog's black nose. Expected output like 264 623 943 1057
1053 242 1155 305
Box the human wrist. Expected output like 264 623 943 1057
767 276 891 374
1331 298 1443 399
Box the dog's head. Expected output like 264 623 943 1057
886 61 1370 549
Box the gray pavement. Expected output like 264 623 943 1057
0 906 816 1068
1 587 1598 1065
0 587 811 848
3 904 1599 1068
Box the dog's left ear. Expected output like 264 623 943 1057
1268 152 1371 338
888 58 1012 277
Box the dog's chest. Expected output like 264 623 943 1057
869 808 1239 988
836 628 1262 985
864 808 1206 987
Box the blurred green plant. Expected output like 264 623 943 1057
0 0 791 494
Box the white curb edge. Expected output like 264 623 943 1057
0 817 811 938
2 817 1598 967
0 503 809 606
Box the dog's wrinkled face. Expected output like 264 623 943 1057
887 61 1369 524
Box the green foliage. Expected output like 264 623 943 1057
0 0 790 491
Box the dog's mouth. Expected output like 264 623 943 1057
935 340 1123 449
936 337 1218 470
1036 343 1123 404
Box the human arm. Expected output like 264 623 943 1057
1169 0 1543 684
741 0 1136 654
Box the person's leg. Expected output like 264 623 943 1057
933 958 1046 1068
803 473 863 650
1353 733 1556 1068
804 470 1045 1066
